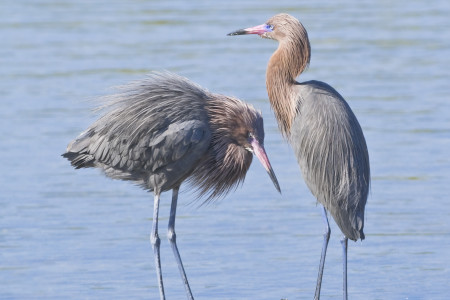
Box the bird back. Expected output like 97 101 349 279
291 80 370 241
63 72 212 192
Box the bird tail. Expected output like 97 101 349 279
62 130 96 169
328 204 365 242
62 151 95 169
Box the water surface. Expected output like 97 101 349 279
1 1 449 299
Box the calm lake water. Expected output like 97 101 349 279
1 1 449 299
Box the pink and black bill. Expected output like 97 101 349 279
249 137 281 194
227 24 273 36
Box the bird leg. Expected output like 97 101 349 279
168 187 194 300
315 206 331 300
151 191 165 300
341 236 348 300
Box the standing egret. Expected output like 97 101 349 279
63 72 281 300
229 13 370 299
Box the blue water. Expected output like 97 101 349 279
1 1 449 299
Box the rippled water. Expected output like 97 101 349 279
1 1 449 299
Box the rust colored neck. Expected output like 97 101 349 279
266 33 310 137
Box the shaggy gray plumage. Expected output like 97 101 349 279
291 80 369 241
63 72 266 199
63 71 280 300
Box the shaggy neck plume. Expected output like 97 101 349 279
191 95 253 200
266 24 310 137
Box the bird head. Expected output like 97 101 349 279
206 95 281 194
225 99 281 194
227 13 303 42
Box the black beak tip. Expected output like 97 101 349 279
268 171 281 194
227 29 246 36
275 182 282 194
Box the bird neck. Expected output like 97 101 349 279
266 35 310 137
191 95 253 200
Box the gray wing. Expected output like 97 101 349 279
291 80 370 241
64 120 211 192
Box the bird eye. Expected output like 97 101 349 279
266 24 274 31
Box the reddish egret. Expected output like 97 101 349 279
62 72 281 300
228 14 370 299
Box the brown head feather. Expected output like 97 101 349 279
189 93 264 202
263 14 311 137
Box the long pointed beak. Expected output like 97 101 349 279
227 24 271 36
250 138 281 194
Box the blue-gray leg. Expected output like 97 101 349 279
341 237 348 300
168 187 194 300
151 191 165 300
315 206 330 300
